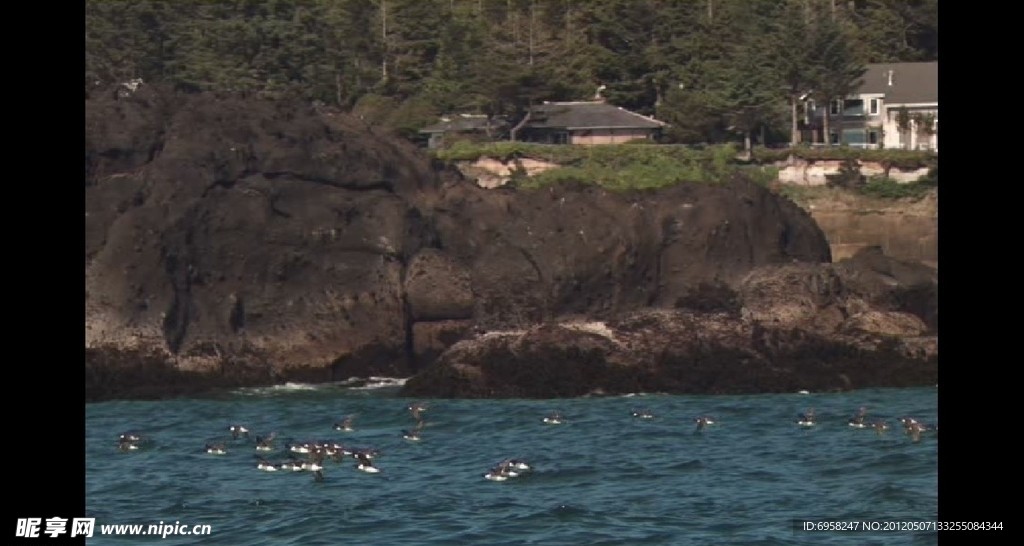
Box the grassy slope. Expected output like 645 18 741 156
433 141 937 199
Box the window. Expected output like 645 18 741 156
869 99 879 115
830 99 843 115
868 131 878 144
830 132 839 144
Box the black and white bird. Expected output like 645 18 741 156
355 452 380 473
632 409 655 419
797 408 816 427
407 402 428 423
333 416 355 432
255 432 277 452
229 425 250 440
694 416 716 433
543 412 565 425
848 407 869 429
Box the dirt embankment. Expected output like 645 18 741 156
785 188 937 267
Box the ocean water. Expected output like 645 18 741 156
86 382 938 545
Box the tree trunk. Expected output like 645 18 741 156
510 107 533 142
823 107 831 147
381 0 388 82
335 72 343 108
509 0 518 48
528 0 535 66
790 97 799 146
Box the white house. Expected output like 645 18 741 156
807 61 937 151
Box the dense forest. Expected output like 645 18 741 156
85 0 937 145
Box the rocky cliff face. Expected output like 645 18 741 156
401 247 938 398
85 86 931 401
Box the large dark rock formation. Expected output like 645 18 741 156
85 85 933 401
402 249 938 398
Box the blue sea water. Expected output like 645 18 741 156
86 382 938 545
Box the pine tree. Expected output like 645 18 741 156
769 0 818 146
808 8 866 147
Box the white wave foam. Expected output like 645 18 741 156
348 376 409 390
232 382 323 395
276 382 321 391
232 377 409 396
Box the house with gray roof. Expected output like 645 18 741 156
807 61 937 151
419 114 510 149
518 101 668 145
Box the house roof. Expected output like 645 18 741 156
420 114 507 134
525 101 667 131
857 62 937 105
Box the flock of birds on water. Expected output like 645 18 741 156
114 403 937 484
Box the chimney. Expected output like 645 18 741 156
887 70 894 86
594 84 607 102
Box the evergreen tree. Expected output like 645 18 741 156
84 0 935 143
808 8 866 147
769 0 818 145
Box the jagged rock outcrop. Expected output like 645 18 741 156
86 86 933 401
399 311 936 398
402 249 938 398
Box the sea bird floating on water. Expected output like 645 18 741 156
255 432 277 452
848 407 869 429
119 431 143 443
505 459 531 472
694 416 715 433
281 459 304 472
205 443 227 455
229 425 250 439
334 416 355 432
797 408 816 427
407 402 428 423
355 452 380 473
256 457 280 472
543 412 565 424
632 409 655 419
900 418 935 442
907 421 925 443
484 460 514 481
484 458 532 481
118 431 144 451
403 420 425 442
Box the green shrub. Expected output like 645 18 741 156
918 165 938 187
751 146 792 163
825 159 866 190
750 146 935 169
742 165 780 187
434 141 754 191
858 177 932 200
